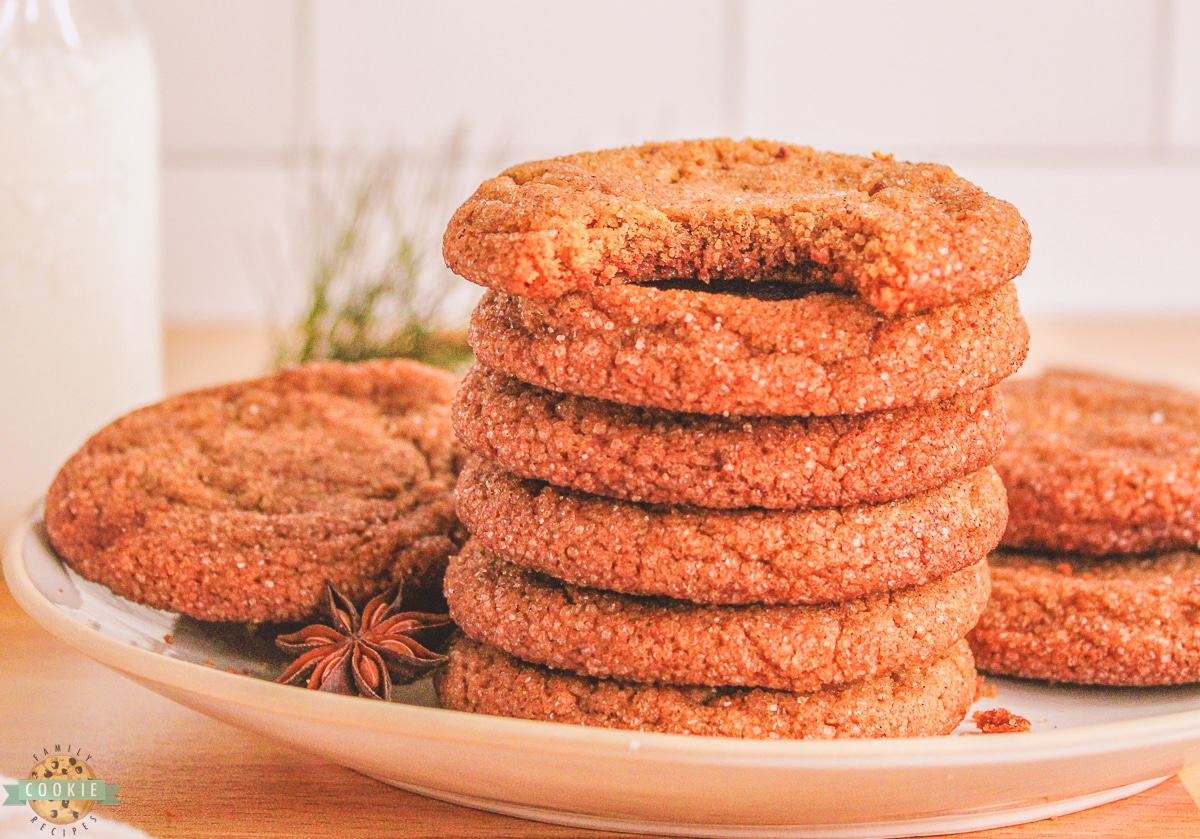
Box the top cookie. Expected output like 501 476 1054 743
443 138 1030 316
44 360 464 623
996 370 1200 555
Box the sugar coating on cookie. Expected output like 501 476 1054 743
997 369 1200 555
435 635 978 739
470 281 1028 417
457 456 1007 605
453 366 1007 509
445 542 990 692
443 139 1030 317
44 360 464 623
969 549 1200 685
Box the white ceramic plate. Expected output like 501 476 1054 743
8 514 1200 839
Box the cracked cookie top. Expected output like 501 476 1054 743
997 370 1200 555
45 359 463 622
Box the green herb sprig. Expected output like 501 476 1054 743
275 130 480 371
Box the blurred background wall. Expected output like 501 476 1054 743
135 0 1200 328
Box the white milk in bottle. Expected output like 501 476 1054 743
0 0 162 536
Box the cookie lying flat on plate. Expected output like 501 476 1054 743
443 138 1030 317
435 635 978 740
997 370 1200 555
470 281 1028 417
453 366 1007 509
445 542 990 692
457 456 1007 605
969 549 1200 685
44 360 463 623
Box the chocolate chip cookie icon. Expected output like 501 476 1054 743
27 755 96 824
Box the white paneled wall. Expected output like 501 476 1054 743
743 1 1162 151
137 0 1200 324
1170 1 1200 145
140 0 298 153
311 0 730 155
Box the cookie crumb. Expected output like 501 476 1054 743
163 633 174 645
972 708 1031 733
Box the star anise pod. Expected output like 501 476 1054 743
275 580 454 700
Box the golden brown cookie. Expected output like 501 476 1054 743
452 366 1007 509
997 370 1200 555
44 360 464 623
457 456 1007 605
435 635 977 739
968 549 1200 685
443 139 1030 317
444 542 990 692
469 281 1028 417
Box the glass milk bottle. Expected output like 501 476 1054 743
0 0 163 536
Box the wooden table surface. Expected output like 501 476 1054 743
4 319 1200 838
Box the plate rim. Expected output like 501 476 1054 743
9 516 1200 769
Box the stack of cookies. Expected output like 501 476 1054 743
970 370 1200 685
435 139 1032 738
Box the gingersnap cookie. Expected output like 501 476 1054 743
435 635 977 739
44 360 464 623
444 542 990 692
968 549 1200 685
457 456 1007 605
996 370 1200 555
453 366 1007 509
443 138 1030 317
469 281 1028 417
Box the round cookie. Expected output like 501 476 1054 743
444 542 990 692
469 281 1028 417
452 366 1007 509
968 549 1200 685
997 370 1200 555
44 360 464 623
457 456 1008 605
27 755 97 824
435 635 978 740
443 138 1030 317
